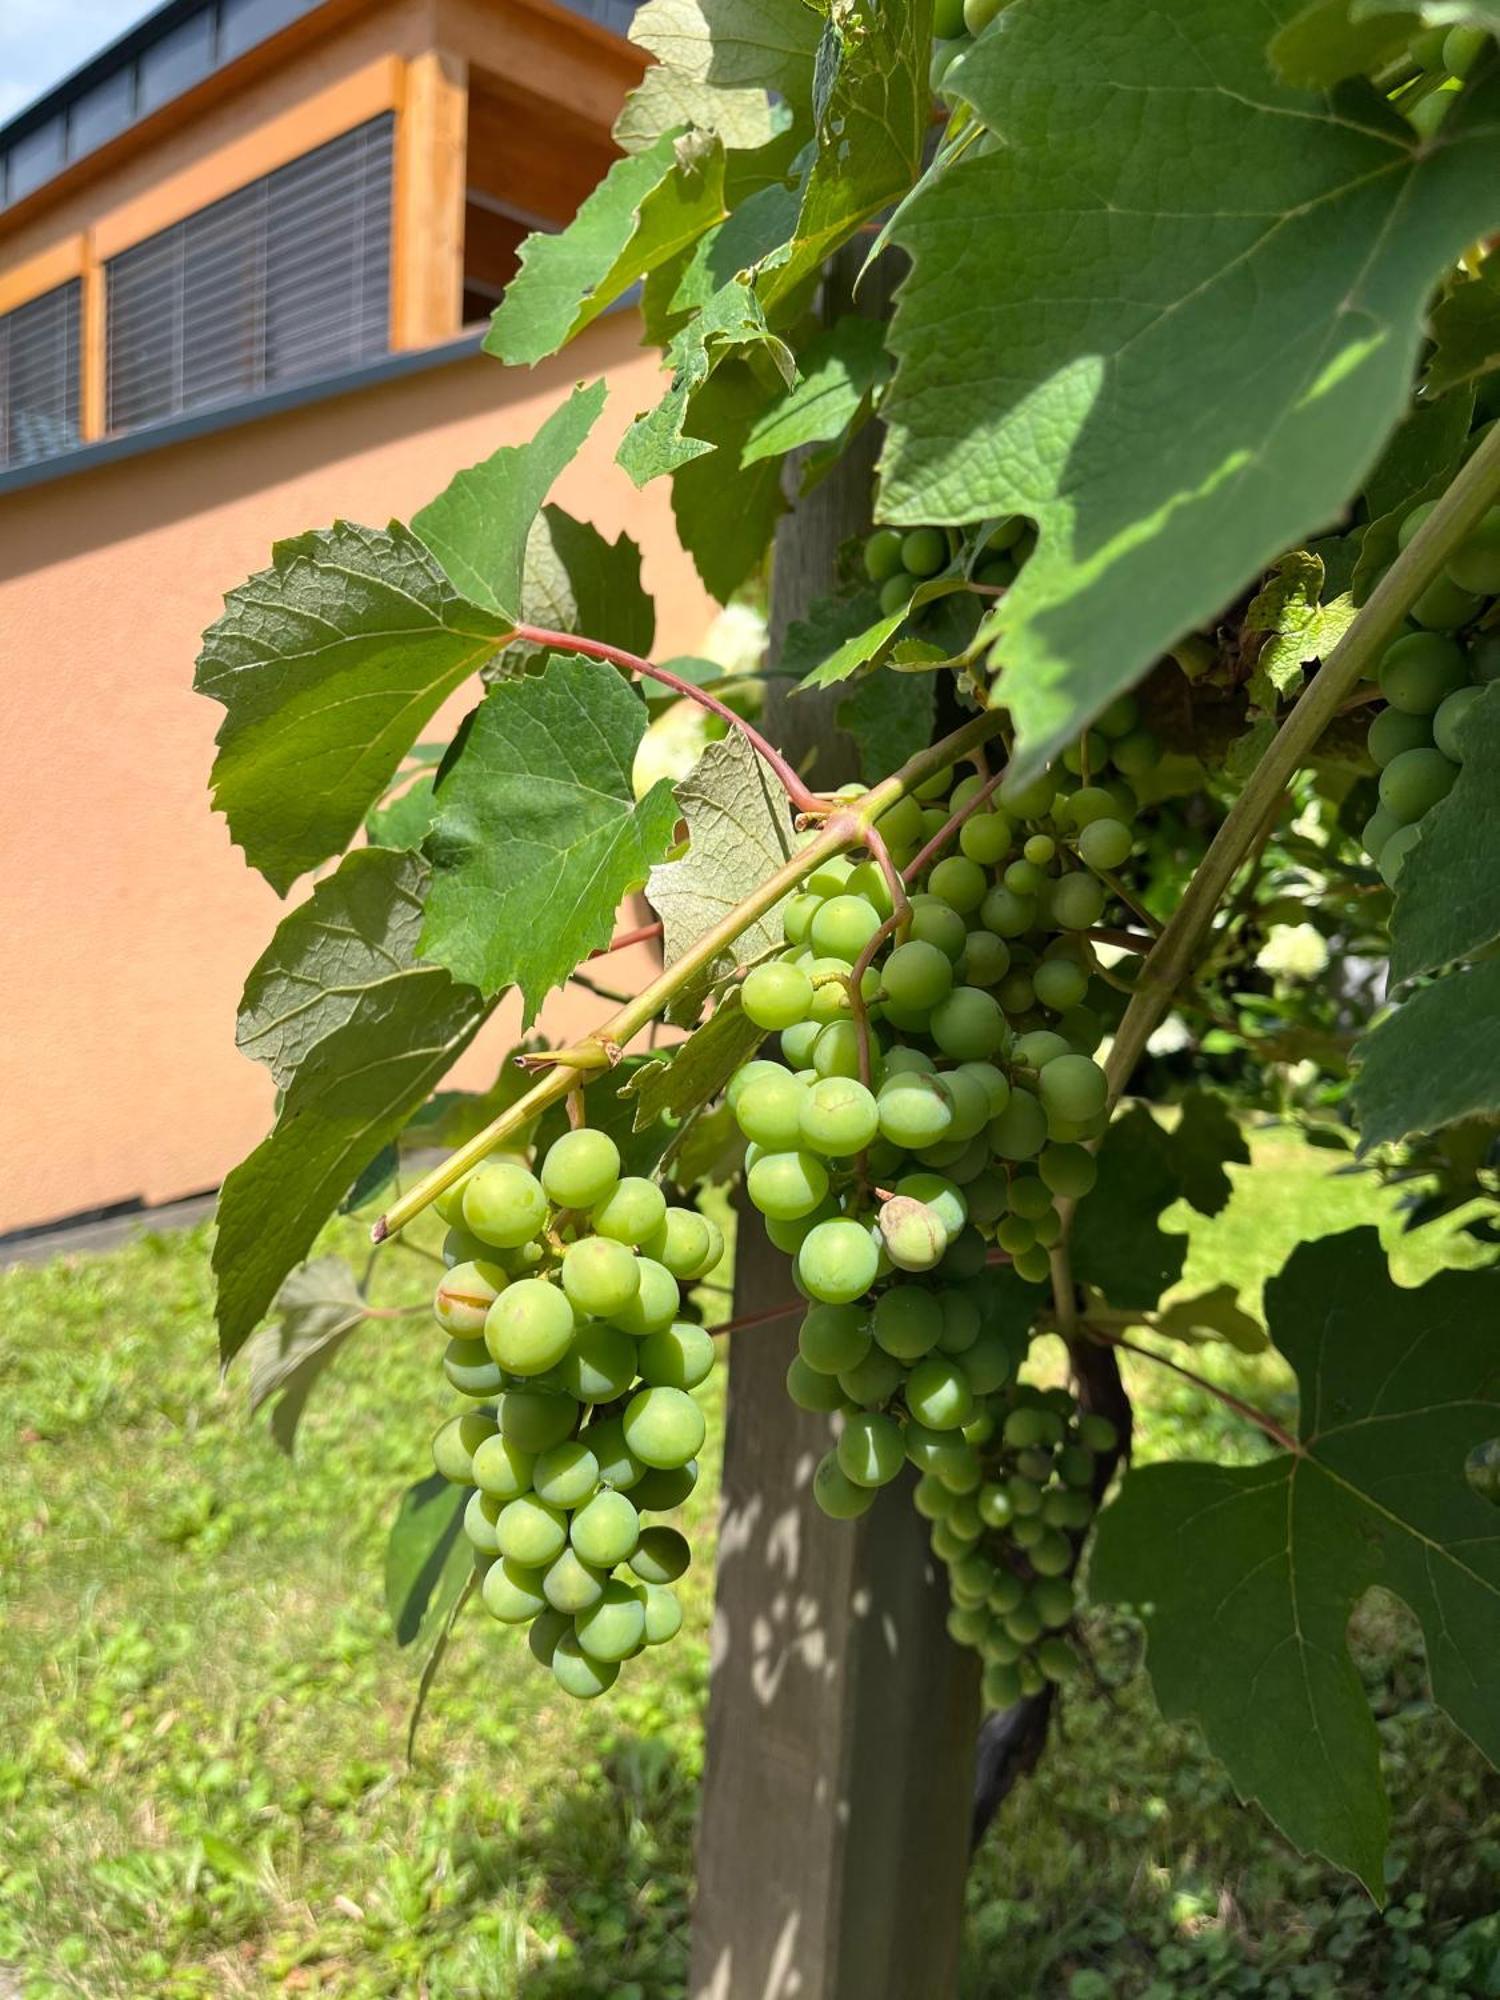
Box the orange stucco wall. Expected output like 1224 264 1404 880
0 315 708 1235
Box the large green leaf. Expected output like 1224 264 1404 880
740 316 891 466
485 131 726 367
1091 1228 1500 1891
1390 683 1500 979
669 362 789 600
236 848 433 1090
1351 956 1500 1146
410 382 606 619
196 523 506 895
838 665 938 784
1426 266 1500 394
756 0 932 312
385 1475 473 1650
420 655 679 1017
623 994 765 1128
213 967 488 1364
617 280 795 485
244 1257 369 1455
1071 1106 1189 1311
507 504 656 674
880 0 1500 775
616 0 821 154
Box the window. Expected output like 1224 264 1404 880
105 115 393 434
0 280 81 468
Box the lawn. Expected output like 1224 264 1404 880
1 1129 1497 1999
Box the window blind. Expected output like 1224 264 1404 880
105 113 393 434
0 279 81 469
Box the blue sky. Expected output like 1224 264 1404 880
1 1 157 122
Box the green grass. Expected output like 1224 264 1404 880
1 1130 1497 1999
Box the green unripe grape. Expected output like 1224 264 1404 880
798 1217 881 1305
839 1346 906 1406
1038 1143 1096 1199
1378 745 1458 825
800 1076 880 1156
980 884 1036 938
433 1167 481 1226
748 1149 831 1221
967 1173 1010 1228
1004 857 1044 895
1079 1412 1119 1453
782 892 819 945
614 1258 681 1337
629 1524 691 1586
632 1459 698 1511
927 856 988 919
938 1289 981 1354
865 526 906 583
1097 692 1139 738
1398 499 1437 550
879 573 914 616
570 1487 641 1567
1009 1514 1045 1550
528 1606 572 1665
894 1172 967 1241
907 894 970 961
901 526 948 576
1077 817 1132 872
1003 1406 1046 1449
949 1494 983 1540
811 1019 865 1081
1029 1530 1073 1577
643 1583 684 1645
574 1580 649 1665
960 930 1011 989
1042 1487 1080 1528
982 1660 1023 1707
1013 1244 1053 1284
531 1440 599 1510
1003 1601 1044 1647
1110 728 1160 777
787 1353 847 1412
915 1471 954 1520
1060 785 1121 833
1030 957 1087 1014
1364 803 1397 858
541 1129 621 1211
1412 571 1482 631
948 1604 990 1647
551 1632 619 1699
1037 1054 1108 1124
906 1356 974 1430
1017 1656 1047 1697
470 1432 535 1502
877 1195 948 1273
1379 631 1469 714
696 1215 725 1279
814 1450 879 1519
1005 1474 1043 1518
996 1214 1035 1255
496 1495 567 1568
462 1163 548 1248
949 1552 996 1606
1051 1487 1095 1530
443 1337 504 1399
977 1482 1014 1529
931 986 1007 1059
1013 1028 1071 1071
641 1206 712 1282
933 1441 983 1494
432 1408 498 1484
1050 871 1108 932
878 1071 955 1149
1056 1443 1094 1489
581 1415 643 1492
1036 1637 1079 1683
742 960 815 1031
728 1058 786 1113
1367 704 1432 769
960 811 1013 867
464 1488 504 1555
1063 729 1108 778
541 1547 608 1615
882 939 954 1013
1379 822 1422 887
838 1411 907 1487
1444 23 1489 74
558 1238 638 1322
961 1329 1013 1397
990 1089 1047 1161
994 969 1034 1016
640 1320 715 1392
869 1285 942 1361
591 1175 668 1247
799 1302 871 1374
481 1556 548 1624
498 1387 579 1456
433 1259 508 1338
1433 684 1485 762
999 768 1058 820
441 1223 491 1269
622 1385 706 1469
735 1070 809 1151
810 894 884 963
1472 631 1500 682
484 1278 576 1376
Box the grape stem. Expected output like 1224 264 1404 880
511 625 824 816
592 920 663 958
1084 1325 1300 1456
901 762 1010 885
372 707 1007 1240
704 1299 802 1339
1102 415 1500 1107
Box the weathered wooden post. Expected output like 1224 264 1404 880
690 256 981 2000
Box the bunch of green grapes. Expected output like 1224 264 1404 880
1389 22 1491 136
862 514 1033 620
727 713 1159 1678
427 1131 723 1699
930 0 1010 98
1361 495 1500 887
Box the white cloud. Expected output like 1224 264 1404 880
0 0 160 124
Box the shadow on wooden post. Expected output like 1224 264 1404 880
689 245 981 2000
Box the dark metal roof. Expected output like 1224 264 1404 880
0 0 643 212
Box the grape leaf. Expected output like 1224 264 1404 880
740 317 891 467
880 0 1500 776
1091 1227 1500 1891
647 729 798 1022
1071 1106 1188 1311
1155 1283 1268 1353
617 279 795 485
244 1257 369 1454
196 523 506 895
1243 554 1354 717
505 504 656 675
365 774 437 850
756 0 932 312
1351 956 1500 1146
1362 386 1477 521
1171 1090 1253 1217
617 61 786 154
1426 267 1500 395
670 172 806 320
838 666 939 785
485 131 725 368
213 968 489 1364
617 0 821 156
410 381 606 619
779 588 885 683
386 1474 473 1649
1269 0 1420 84
797 608 908 689
1390 682 1500 979
236 848 433 1089
419 655 678 1017
624 995 765 1128
670 362 789 600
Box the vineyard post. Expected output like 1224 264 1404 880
689 249 980 2000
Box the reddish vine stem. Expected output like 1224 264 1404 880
704 1299 802 1339
1087 1325 1301 1455
591 919 664 958
512 625 822 815
902 761 1010 885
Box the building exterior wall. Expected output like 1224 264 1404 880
0 316 709 1235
